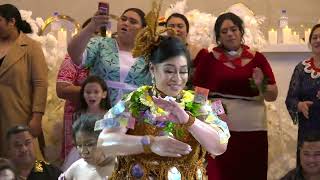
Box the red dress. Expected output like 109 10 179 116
193 47 276 180
57 55 89 159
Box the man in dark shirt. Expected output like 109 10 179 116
6 125 61 180
281 131 320 180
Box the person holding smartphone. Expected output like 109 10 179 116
68 3 151 106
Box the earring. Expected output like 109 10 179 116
151 75 155 84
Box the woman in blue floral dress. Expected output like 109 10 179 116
68 8 151 105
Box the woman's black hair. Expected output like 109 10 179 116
214 12 244 45
149 36 191 73
72 114 101 142
309 23 320 44
79 75 111 112
165 13 189 33
122 8 146 27
0 4 32 33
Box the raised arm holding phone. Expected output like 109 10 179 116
67 3 152 105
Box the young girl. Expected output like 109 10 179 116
59 114 116 180
77 75 111 118
62 75 111 170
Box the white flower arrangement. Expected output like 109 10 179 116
164 1 267 50
19 10 65 71
164 0 216 49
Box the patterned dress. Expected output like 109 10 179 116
285 58 320 176
85 37 152 106
57 55 89 159
95 86 230 180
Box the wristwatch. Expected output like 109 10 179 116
141 135 154 153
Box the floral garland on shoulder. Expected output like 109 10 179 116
124 86 202 138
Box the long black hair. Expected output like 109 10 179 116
0 4 32 33
79 75 111 112
214 12 245 45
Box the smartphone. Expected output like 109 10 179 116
98 2 109 37
98 2 109 15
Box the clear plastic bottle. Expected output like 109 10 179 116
279 10 288 28
277 9 289 44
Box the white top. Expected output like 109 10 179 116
118 50 136 82
59 158 115 180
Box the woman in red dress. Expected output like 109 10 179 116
193 12 278 180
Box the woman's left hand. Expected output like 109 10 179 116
152 96 189 124
317 90 320 99
29 113 43 137
252 67 264 86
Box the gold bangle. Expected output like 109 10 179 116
185 112 196 128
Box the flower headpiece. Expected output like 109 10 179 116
132 0 175 63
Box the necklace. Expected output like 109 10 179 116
213 45 254 68
226 49 241 56
302 57 320 79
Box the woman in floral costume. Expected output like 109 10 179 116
94 2 230 179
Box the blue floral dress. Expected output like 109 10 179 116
85 37 152 105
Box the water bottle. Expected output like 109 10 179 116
279 10 288 28
277 9 289 44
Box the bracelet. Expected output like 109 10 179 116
184 112 196 128
141 135 155 153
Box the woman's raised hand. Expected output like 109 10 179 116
87 10 109 33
